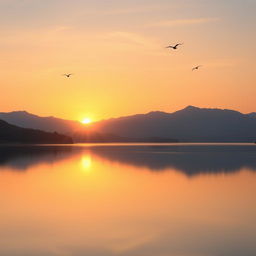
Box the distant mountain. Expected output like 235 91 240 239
0 120 73 144
0 111 178 143
0 111 83 134
247 112 256 119
91 106 256 142
2 106 256 142
72 131 178 143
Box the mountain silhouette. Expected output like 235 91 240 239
247 112 256 119
0 111 83 134
2 106 256 142
91 106 256 142
0 111 178 142
0 120 73 144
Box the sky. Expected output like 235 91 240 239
0 0 255 122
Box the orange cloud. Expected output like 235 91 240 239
148 17 220 27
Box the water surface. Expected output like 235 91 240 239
0 143 256 256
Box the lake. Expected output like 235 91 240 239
0 143 256 256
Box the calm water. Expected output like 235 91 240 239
0 143 256 256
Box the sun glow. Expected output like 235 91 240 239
81 155 92 171
81 118 92 125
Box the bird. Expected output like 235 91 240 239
192 65 202 71
62 73 73 78
166 43 183 50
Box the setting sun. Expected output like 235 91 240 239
1 1 256 256
81 118 92 125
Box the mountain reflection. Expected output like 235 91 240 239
0 146 75 171
1 144 256 176
92 148 256 176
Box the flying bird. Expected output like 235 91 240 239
192 66 202 71
166 43 183 50
62 73 73 78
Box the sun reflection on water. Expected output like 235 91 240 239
81 155 92 171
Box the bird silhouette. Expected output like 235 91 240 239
166 43 183 50
192 66 202 71
63 73 73 78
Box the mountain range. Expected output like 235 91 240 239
1 106 256 142
0 111 83 134
91 106 256 142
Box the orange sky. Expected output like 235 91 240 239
0 0 255 121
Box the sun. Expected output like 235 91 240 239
81 118 92 125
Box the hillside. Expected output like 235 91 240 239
0 120 73 144
91 106 256 142
0 111 83 133
2 106 256 142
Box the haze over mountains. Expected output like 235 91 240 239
1 106 256 142
0 111 83 134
